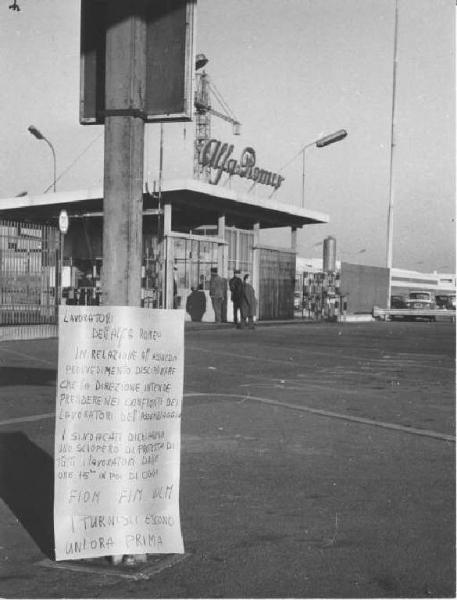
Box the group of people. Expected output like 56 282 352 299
209 267 257 329
228 269 257 329
184 267 257 327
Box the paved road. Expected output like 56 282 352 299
0 320 455 598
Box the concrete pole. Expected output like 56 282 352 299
102 1 146 306
102 2 146 565
163 203 174 309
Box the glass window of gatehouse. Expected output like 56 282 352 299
226 227 254 275
173 236 219 292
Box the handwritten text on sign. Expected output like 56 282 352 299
54 306 185 561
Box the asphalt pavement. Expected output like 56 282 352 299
0 319 455 598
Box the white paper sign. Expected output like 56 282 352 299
54 305 185 561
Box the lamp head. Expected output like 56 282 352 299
316 129 348 148
28 125 45 140
195 53 209 71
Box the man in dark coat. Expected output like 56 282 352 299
209 267 226 323
240 273 257 329
229 269 243 326
185 284 207 322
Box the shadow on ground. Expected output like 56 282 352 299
0 367 56 387
0 432 54 559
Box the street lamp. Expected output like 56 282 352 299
28 125 56 192
28 124 62 306
301 129 347 207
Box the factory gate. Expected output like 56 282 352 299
258 247 295 320
0 219 60 326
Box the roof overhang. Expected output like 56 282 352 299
0 179 329 230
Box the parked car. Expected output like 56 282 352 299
435 294 456 310
405 291 435 309
404 291 435 321
435 294 448 309
390 295 406 309
389 295 408 320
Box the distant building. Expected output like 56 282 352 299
390 267 456 296
296 255 455 314
297 256 455 292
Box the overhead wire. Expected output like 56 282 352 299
43 131 104 193
278 148 304 173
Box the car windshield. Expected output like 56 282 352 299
409 293 430 300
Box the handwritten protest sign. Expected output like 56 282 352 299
54 305 185 561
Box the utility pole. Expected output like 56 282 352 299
386 0 399 308
102 1 146 306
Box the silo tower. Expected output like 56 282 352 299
323 236 337 273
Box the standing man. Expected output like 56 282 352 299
240 273 257 329
209 267 225 323
229 269 243 326
173 266 179 309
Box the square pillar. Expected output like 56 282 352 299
163 203 174 308
291 226 298 252
252 223 260 318
163 202 172 235
217 215 227 277
291 226 298 289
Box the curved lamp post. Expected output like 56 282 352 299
301 129 347 207
28 124 62 305
28 125 56 192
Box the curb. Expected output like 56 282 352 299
0 316 379 342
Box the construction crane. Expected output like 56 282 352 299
193 53 241 180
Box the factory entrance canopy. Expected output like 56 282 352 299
0 179 328 230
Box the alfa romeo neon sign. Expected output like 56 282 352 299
198 139 285 189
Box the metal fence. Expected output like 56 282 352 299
258 247 295 320
0 220 60 326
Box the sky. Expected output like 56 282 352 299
0 0 455 273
